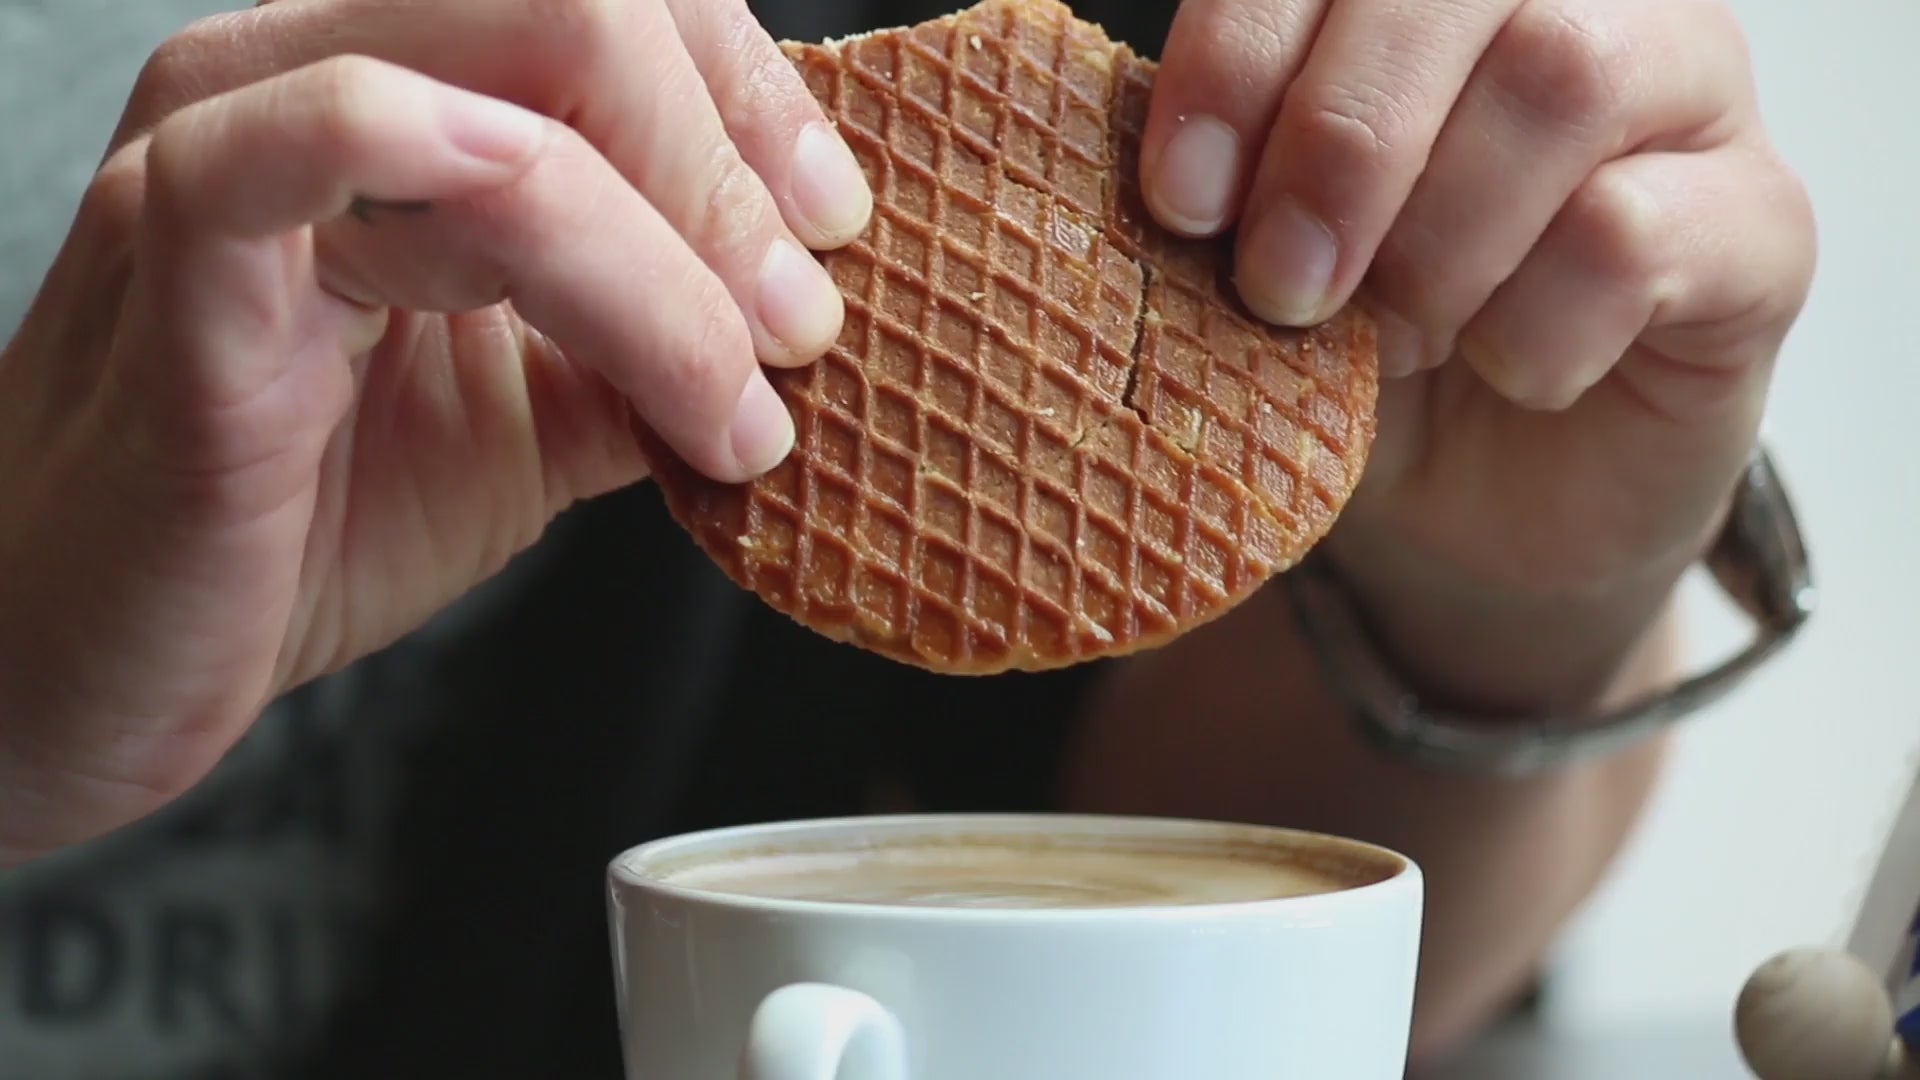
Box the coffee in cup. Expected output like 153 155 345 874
655 830 1382 909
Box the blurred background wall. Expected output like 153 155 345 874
1544 0 1920 1030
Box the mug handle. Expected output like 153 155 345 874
739 983 909 1080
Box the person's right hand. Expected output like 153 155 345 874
0 0 873 865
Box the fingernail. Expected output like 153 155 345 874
1150 115 1240 235
437 87 548 167
792 122 873 243
1458 333 1545 406
731 373 796 477
757 239 844 359
1459 334 1570 409
1241 199 1338 326
1373 305 1424 379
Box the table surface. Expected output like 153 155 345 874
1429 1016 1749 1079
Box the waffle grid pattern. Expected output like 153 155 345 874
652 0 1376 673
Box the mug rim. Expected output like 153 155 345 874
608 812 1419 922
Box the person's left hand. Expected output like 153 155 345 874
1136 0 1816 706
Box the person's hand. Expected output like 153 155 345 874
0 0 873 863
1139 0 1817 706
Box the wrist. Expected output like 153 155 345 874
1320 527 1705 719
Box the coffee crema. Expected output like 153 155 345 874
659 836 1361 910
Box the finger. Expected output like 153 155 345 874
1233 0 1518 326
1368 0 1753 376
119 0 849 368
666 0 873 249
1141 0 1331 236
121 56 549 461
1458 142 1815 417
128 55 791 484
553 0 845 367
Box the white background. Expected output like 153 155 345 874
1544 0 1920 1030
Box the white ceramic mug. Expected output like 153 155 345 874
607 813 1424 1079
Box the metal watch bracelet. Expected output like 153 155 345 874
1283 446 1816 774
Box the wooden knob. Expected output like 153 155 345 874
1735 946 1897 1080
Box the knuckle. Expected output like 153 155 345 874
143 109 203 207
1213 0 1295 47
1753 147 1819 323
78 142 152 236
127 12 243 126
502 125 625 229
666 288 753 409
518 0 622 72
1182 1 1299 99
1679 0 1755 81
1492 6 1632 138
705 16 807 128
1286 80 1424 177
303 54 391 156
1777 163 1819 296
128 39 194 124
472 125 615 259
682 149 780 269
1559 167 1671 286
1762 147 1818 250
1708 1 1759 80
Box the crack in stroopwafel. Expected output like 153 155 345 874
639 0 1378 674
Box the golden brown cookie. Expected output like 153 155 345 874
641 0 1379 674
